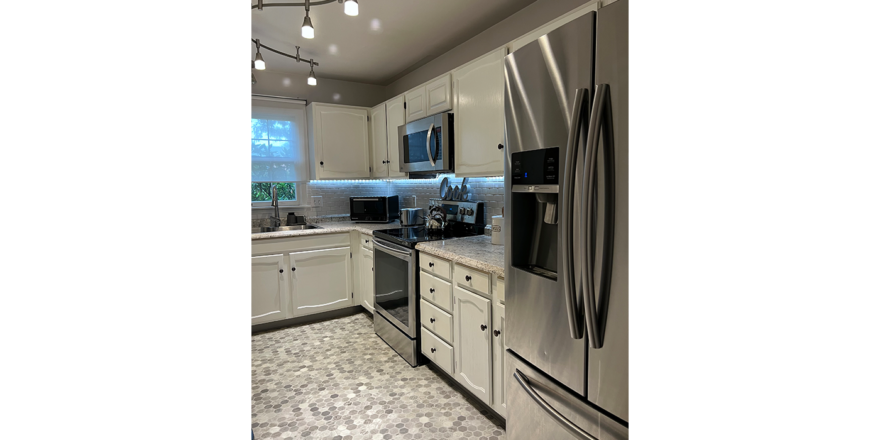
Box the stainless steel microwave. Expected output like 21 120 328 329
397 112 454 173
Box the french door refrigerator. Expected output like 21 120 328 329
503 1 627 439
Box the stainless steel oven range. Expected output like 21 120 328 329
372 200 485 367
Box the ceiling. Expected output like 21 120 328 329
251 0 538 85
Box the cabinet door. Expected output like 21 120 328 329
426 74 452 116
313 105 371 179
452 49 506 177
385 95 407 178
290 247 353 317
361 249 374 313
370 103 388 177
492 302 506 418
252 254 289 325
404 86 427 122
454 286 493 405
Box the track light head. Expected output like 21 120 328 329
344 0 359 16
254 52 266 70
302 14 314 39
308 61 317 86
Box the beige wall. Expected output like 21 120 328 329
251 69 387 108
384 0 593 100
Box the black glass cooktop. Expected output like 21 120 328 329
374 224 483 248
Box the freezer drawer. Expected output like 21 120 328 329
506 350 627 440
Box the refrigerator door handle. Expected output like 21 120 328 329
582 83 615 349
561 87 588 340
514 369 599 440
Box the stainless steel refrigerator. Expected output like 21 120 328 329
503 0 627 439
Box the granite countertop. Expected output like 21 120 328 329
251 221 404 241
415 235 505 279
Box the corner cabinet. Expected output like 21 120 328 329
453 49 506 177
307 103 371 180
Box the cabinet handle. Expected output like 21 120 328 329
430 318 435 323
430 347 436 353
494 329 501 337
465 275 472 282
429 262 434 267
498 144 504 150
430 288 435 293
480 324 487 331
279 269 283 273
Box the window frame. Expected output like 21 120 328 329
252 96 309 209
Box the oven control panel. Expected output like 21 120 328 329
429 200 485 225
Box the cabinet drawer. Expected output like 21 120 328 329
421 326 454 375
494 276 505 304
419 253 451 280
361 235 373 251
420 271 452 313
420 299 453 343
454 263 490 296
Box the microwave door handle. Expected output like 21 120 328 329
426 123 436 167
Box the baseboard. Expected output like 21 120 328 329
252 306 368 334
423 361 507 428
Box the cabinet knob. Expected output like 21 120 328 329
429 288 435 293
430 347 436 353
465 275 472 282
480 324 487 331
279 269 283 273
292 267 296 271
320 161 324 166
493 329 501 337
430 318 435 323
429 262 434 267
498 144 504 150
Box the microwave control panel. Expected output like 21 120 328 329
511 147 559 185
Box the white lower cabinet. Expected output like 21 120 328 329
251 254 290 325
361 248 374 313
453 285 493 405
290 246 353 317
492 302 506 418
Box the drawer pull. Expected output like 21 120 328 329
430 288 435 293
480 324 487 331
430 347 436 353
430 318 435 323
465 275 472 282
429 262 434 267
494 329 501 337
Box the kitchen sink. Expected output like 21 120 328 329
251 224 322 233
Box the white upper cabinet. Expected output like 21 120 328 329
290 246 353 317
404 87 427 122
307 103 371 180
453 49 506 178
425 74 453 116
385 95 407 178
370 103 388 178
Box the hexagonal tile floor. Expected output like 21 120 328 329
252 312 506 439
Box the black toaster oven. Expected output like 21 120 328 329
350 196 400 223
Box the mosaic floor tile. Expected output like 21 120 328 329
252 313 506 440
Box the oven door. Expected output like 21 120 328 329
373 238 417 337
398 113 452 173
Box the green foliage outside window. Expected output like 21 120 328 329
252 182 296 201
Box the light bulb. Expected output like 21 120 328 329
254 52 266 70
344 0 359 16
308 68 317 86
302 15 315 39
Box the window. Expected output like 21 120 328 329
252 97 309 206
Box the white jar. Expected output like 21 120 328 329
491 215 503 245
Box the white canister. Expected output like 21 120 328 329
491 215 504 245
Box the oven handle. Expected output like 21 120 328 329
426 123 437 167
374 239 413 258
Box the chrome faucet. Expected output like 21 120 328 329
270 184 282 228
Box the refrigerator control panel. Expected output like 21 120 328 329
511 147 559 186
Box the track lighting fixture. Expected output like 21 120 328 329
344 0 359 17
252 0 362 85
254 39 266 70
